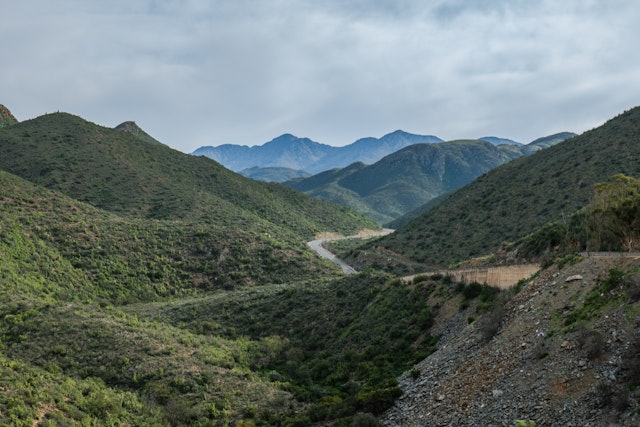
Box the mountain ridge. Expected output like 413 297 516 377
285 135 572 224
350 106 640 269
193 130 444 175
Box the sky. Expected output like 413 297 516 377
2 1 640 152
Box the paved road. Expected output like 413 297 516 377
307 229 394 274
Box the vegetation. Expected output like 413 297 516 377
357 107 640 266
0 170 336 303
1 104 638 425
0 112 378 239
0 104 18 127
506 173 640 266
286 139 530 224
128 272 441 424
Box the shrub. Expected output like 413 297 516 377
578 329 605 360
596 381 629 411
357 385 402 415
477 301 505 342
353 412 383 427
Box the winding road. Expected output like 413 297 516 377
307 229 394 274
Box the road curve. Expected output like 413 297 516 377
307 229 394 274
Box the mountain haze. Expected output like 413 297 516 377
193 130 443 176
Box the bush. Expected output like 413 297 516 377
477 301 505 342
578 329 605 360
357 385 402 415
596 381 629 411
353 412 383 427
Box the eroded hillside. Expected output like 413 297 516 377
384 254 640 426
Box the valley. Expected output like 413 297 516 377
0 104 639 426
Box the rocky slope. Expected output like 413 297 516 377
383 255 640 426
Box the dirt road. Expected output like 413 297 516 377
307 228 393 274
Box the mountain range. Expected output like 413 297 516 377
284 134 574 224
192 130 575 183
192 130 443 176
1 103 639 426
344 106 640 271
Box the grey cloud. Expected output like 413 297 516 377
1 0 639 151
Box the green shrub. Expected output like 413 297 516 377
353 412 383 427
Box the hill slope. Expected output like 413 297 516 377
193 130 443 174
0 169 340 301
0 112 377 241
286 140 529 224
384 255 640 426
361 107 640 267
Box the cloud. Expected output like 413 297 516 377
1 0 639 151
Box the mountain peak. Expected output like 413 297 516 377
115 120 142 133
0 104 18 128
115 121 162 145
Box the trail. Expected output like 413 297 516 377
307 229 394 274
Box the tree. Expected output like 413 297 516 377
589 174 640 251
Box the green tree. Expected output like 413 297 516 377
589 174 640 251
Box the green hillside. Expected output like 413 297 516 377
286 140 528 224
0 112 377 240
0 170 340 303
0 168 449 425
356 107 640 268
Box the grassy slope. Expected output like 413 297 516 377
126 272 445 423
0 112 377 240
286 140 525 224
0 170 338 302
0 170 448 424
0 111 383 425
369 107 640 266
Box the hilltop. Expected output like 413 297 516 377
115 120 163 145
0 111 376 239
350 107 640 270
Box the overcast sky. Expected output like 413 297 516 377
2 1 640 152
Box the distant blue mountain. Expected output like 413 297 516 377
192 130 443 175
